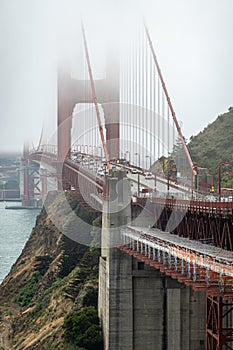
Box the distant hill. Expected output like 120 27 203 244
188 107 233 187
0 152 20 166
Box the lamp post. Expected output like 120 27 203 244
146 155 152 169
167 165 177 196
135 152 140 168
84 144 88 154
89 145 93 156
167 169 170 195
125 151 130 164
218 161 230 200
99 147 103 162
92 145 97 157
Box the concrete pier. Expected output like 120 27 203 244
99 171 206 350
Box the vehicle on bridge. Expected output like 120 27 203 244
131 168 138 174
144 172 154 179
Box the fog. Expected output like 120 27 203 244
0 0 232 152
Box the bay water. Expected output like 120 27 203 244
0 201 40 284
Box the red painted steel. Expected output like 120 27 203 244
207 295 233 350
81 23 111 171
119 225 233 349
23 144 29 201
144 24 196 177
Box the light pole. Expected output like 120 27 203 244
146 155 152 169
137 173 140 195
92 145 97 157
167 169 170 195
125 151 131 164
99 147 103 162
167 165 176 196
218 161 230 200
135 152 140 168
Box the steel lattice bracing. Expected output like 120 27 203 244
134 197 233 251
118 226 233 350
206 295 233 350
22 144 49 206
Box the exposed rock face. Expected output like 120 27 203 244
0 191 101 350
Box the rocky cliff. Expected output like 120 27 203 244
0 191 102 350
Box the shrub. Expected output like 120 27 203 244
14 271 40 307
63 306 103 350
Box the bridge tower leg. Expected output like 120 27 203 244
41 169 48 202
22 144 38 207
57 67 73 191
57 68 72 163
22 143 29 204
99 170 133 350
102 103 120 160
22 143 45 207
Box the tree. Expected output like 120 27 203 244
63 306 103 350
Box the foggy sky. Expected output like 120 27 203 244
0 0 233 152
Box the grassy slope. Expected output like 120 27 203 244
0 191 101 350
188 108 233 185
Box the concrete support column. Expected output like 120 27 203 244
99 171 206 350
99 170 133 350
132 267 164 350
166 278 206 350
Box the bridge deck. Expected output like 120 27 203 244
126 226 233 265
120 226 233 292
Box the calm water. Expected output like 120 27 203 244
0 201 40 284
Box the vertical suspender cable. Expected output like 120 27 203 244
128 43 130 158
144 24 196 177
145 29 149 163
157 71 160 159
150 46 153 158
133 37 136 164
162 92 165 155
120 52 123 153
153 55 156 159
138 29 141 161
135 31 138 158
141 29 145 166
167 105 170 156
123 50 126 154
81 22 110 171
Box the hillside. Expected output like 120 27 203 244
0 191 103 350
188 107 233 186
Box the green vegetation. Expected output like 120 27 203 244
1 191 103 349
14 271 41 307
188 107 233 187
63 307 103 350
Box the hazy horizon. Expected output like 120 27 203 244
0 0 233 153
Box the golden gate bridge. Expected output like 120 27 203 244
20 21 233 349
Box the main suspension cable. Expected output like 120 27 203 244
81 22 110 171
144 23 196 176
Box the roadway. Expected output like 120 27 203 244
68 156 195 200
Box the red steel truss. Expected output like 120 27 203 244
207 295 233 350
134 197 233 251
118 226 233 350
